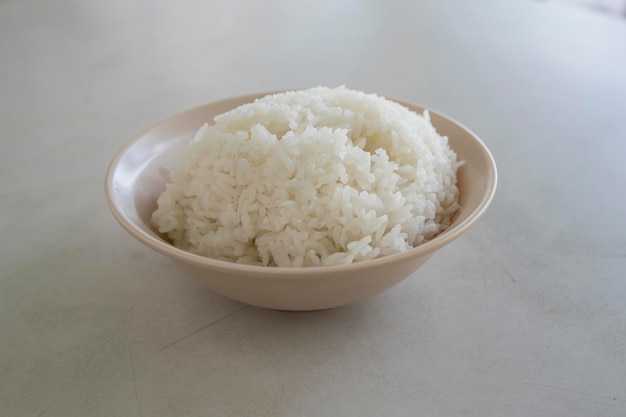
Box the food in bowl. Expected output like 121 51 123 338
151 86 462 267
106 91 496 310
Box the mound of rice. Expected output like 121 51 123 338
152 86 461 267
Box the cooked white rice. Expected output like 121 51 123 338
152 86 461 267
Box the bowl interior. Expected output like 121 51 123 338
106 93 496 269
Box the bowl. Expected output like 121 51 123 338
105 92 497 311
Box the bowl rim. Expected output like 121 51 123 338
105 91 497 278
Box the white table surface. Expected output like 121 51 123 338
2 0 625 416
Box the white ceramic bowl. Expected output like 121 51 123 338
105 92 497 311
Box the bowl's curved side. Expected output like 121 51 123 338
434 111 497 233
173 252 434 311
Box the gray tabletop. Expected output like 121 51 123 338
2 1 625 416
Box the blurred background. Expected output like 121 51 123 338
546 0 626 15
